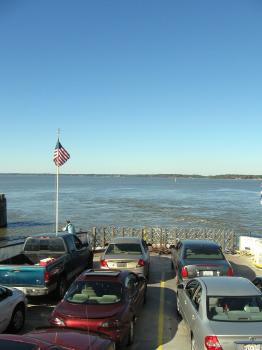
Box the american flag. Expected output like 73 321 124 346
53 140 70 167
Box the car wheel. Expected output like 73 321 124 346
127 320 135 345
7 304 25 333
191 335 196 350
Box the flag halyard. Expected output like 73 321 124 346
53 140 70 167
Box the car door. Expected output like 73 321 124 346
125 273 142 316
0 286 14 332
180 279 200 325
187 285 202 332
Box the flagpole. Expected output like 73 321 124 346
55 129 60 234
56 162 59 233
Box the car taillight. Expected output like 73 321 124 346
137 259 145 267
227 267 234 276
100 259 108 267
181 266 188 278
44 270 50 283
100 319 120 329
205 335 223 350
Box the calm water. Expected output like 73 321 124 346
0 174 262 239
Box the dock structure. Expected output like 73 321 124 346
0 194 7 227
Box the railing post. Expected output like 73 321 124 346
122 227 125 237
112 226 115 239
103 227 106 248
92 227 97 251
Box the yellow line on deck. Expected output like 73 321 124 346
157 272 165 350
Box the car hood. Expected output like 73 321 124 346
55 300 124 319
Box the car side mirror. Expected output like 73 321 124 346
177 283 184 290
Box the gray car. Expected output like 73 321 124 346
100 237 150 278
177 276 262 350
171 239 234 283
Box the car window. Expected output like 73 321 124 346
66 280 122 304
73 236 83 250
183 246 224 260
125 274 139 294
185 279 200 300
0 286 10 302
207 295 262 322
192 286 202 311
106 243 142 254
24 237 66 252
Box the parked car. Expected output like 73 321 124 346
171 239 234 283
100 237 150 278
252 276 262 292
50 269 147 346
0 328 115 350
0 233 93 298
0 284 27 333
176 276 262 350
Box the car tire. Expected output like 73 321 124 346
7 303 25 333
191 335 196 350
127 320 135 346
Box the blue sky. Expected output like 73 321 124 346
0 0 262 175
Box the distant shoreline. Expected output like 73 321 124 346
0 173 262 180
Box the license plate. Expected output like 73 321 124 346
117 263 127 267
243 345 261 350
203 271 213 276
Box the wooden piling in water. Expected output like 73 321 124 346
0 194 7 228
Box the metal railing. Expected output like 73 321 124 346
77 226 236 253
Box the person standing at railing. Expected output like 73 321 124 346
62 220 76 234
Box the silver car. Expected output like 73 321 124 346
100 237 150 278
177 276 262 350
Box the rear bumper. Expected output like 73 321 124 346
14 284 56 296
101 265 146 276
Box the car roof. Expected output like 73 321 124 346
27 232 73 238
109 236 142 244
180 239 220 248
198 277 261 296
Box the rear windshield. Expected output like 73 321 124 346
24 237 66 252
106 243 142 254
207 295 262 322
184 247 224 259
66 280 123 305
0 340 37 350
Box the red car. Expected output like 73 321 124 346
0 328 115 350
50 269 147 346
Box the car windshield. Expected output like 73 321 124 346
207 295 262 322
106 243 142 254
0 340 38 350
184 247 224 259
65 280 123 304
